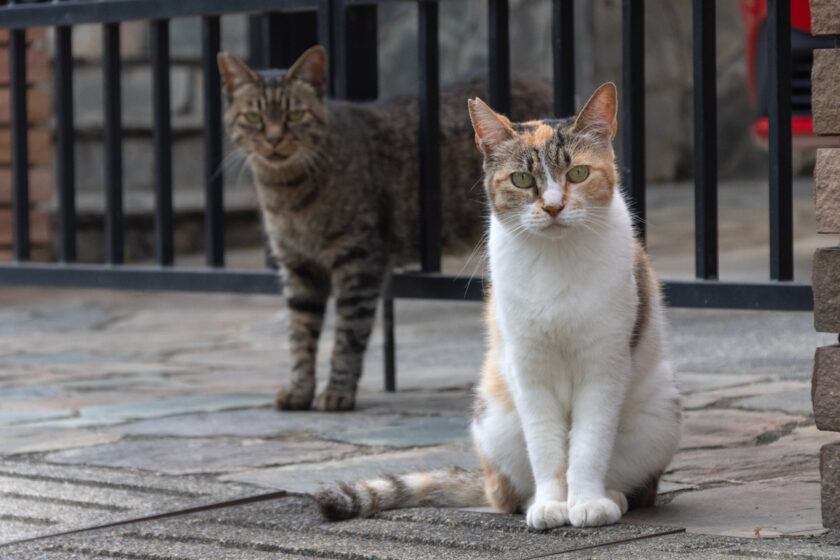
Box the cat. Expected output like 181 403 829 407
314 83 682 528
218 46 553 411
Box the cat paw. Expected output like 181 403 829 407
568 496 623 527
607 489 629 514
316 388 356 411
526 500 569 530
274 386 314 410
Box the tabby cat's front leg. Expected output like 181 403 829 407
276 259 331 410
318 253 387 411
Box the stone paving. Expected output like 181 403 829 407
0 282 839 558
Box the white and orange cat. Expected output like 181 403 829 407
315 83 681 529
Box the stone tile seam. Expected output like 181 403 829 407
0 490 130 512
0 469 206 498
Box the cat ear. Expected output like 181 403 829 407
572 82 618 142
286 45 328 97
217 52 259 100
468 98 514 156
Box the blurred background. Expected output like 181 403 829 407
2 0 836 281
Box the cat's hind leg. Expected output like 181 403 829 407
472 395 534 516
318 249 387 411
276 259 331 410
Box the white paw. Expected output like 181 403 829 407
568 497 623 527
607 489 629 514
526 500 569 530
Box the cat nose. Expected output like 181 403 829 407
266 132 283 146
542 203 564 218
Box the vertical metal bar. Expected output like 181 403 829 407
621 0 645 241
488 0 510 114
383 295 395 392
692 0 717 280
202 16 224 268
55 24 77 262
103 22 124 265
151 19 174 266
419 0 441 273
767 0 793 281
331 1 377 101
551 0 575 117
317 0 334 96
331 0 348 99
10 28 30 262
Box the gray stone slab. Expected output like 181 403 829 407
735 388 814 416
45 437 358 475
322 415 471 447
37 392 274 428
624 480 824 538
668 426 840 485
676 372 768 395
679 409 805 450
1 426 121 456
221 442 479 494
682 379 809 410
0 409 76 426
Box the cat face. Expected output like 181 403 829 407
218 47 328 168
468 83 619 239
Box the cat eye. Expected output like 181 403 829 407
510 172 535 189
287 109 306 122
244 111 262 124
566 165 590 183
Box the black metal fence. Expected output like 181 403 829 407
0 1 813 306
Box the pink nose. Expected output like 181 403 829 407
542 203 564 218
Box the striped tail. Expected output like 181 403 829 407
315 466 486 521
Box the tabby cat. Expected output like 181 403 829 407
315 83 681 528
218 46 553 411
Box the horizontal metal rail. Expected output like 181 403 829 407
0 264 813 311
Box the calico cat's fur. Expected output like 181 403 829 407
315 83 681 528
218 46 553 411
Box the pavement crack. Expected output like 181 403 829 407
0 513 56 526
44 544 189 560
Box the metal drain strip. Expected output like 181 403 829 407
519 527 687 559
0 489 289 549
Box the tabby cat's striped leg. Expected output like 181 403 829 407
317 262 386 412
276 260 331 411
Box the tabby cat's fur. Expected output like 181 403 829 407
315 84 681 529
218 46 553 411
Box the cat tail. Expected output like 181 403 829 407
315 466 486 521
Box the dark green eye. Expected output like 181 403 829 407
287 109 305 122
510 172 535 189
566 165 590 183
244 111 262 124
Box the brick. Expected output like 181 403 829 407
811 0 840 36
0 87 51 124
0 128 52 165
0 168 52 203
816 149 840 233
0 208 49 245
813 49 840 135
0 28 47 46
814 248 840 333
813 346 840 431
0 47 48 85
822 443 840 529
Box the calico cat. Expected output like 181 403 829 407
218 46 553 411
315 83 682 528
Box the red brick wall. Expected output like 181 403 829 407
0 28 52 261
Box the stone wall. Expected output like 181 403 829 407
808 0 840 531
